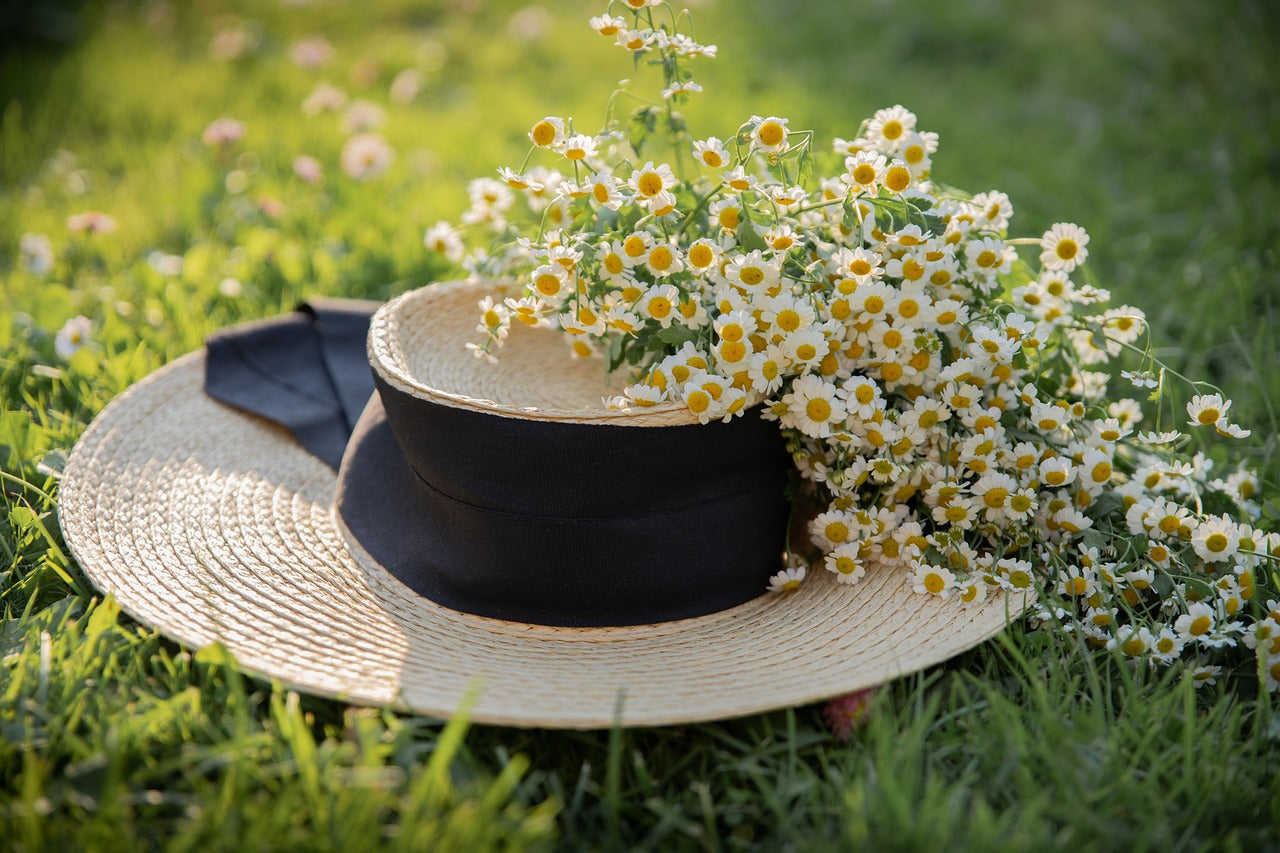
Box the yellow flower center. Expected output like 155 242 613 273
983 488 1009 509
482 309 501 329
623 235 647 257
924 572 946 594
757 121 785 147
738 266 765 286
976 250 997 268
1189 615 1211 636
686 390 711 413
1092 462 1112 483
904 144 924 164
1197 408 1220 425
684 248 712 273
884 165 910 192
534 273 561 296
719 340 747 363
806 397 833 423
648 246 674 271
1056 239 1078 261
718 208 740 230
825 521 849 543
603 253 624 275
864 295 884 313
531 121 557 147
1205 533 1229 553
702 151 724 168
1122 636 1145 656
1010 494 1032 513
881 119 903 141
776 309 801 332
648 297 672 319
795 343 818 361
636 171 664 197
852 164 877 186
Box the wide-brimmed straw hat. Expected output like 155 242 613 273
59 279 1029 728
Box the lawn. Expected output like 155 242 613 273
3 0 1279 848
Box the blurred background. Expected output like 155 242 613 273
2 0 1278 473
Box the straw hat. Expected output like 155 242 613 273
59 279 1029 728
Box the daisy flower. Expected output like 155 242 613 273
866 105 916 151
768 564 806 593
528 116 566 149
66 211 116 235
628 161 677 199
912 563 956 598
54 315 92 360
783 375 847 438
561 134 598 162
749 115 789 154
1191 515 1241 563
824 544 866 584
693 137 730 169
1039 222 1090 272
589 14 626 36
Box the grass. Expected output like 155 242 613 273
2 0 1279 848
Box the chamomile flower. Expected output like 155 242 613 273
768 563 806 593
824 544 866 584
912 563 956 598
1191 515 1241 563
749 115 789 154
528 116 566 149
1039 223 1090 272
693 137 730 169
866 105 916 152
560 134 599 162
54 315 93 360
589 14 626 37
628 161 677 198
783 375 847 438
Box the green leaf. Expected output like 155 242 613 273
655 325 698 347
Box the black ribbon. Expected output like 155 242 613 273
204 299 378 469
205 299 791 627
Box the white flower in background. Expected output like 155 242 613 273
423 222 464 263
54 315 92 360
340 133 394 180
20 233 53 274
147 251 183 276
218 277 243 298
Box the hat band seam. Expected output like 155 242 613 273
408 461 784 525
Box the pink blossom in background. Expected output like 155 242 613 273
66 211 116 235
341 134 394 181
256 195 285 218
389 69 422 105
822 687 877 741
341 100 385 135
293 155 323 184
289 36 333 70
301 82 346 116
202 117 245 147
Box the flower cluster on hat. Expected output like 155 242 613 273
421 1 1278 690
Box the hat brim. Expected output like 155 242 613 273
60 350 1031 729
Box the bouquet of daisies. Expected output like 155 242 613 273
422 0 1279 690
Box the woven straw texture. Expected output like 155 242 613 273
59 281 1030 728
